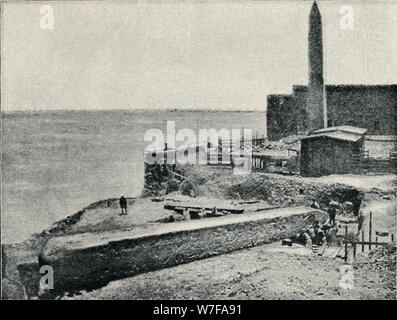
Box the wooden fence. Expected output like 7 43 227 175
350 151 397 174
155 137 268 167
342 211 395 262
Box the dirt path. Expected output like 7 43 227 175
360 193 396 243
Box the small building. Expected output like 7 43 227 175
300 126 367 177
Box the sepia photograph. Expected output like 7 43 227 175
1 0 396 305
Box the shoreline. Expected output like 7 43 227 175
1 109 266 115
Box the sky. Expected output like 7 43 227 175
1 0 396 111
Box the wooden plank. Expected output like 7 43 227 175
336 247 344 259
321 247 339 258
331 247 341 259
343 241 389 245
317 245 327 256
164 204 244 214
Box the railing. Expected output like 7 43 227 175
342 212 395 262
145 137 303 174
350 151 397 174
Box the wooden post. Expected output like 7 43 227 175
361 230 365 252
353 242 357 258
392 234 394 242
164 143 168 165
251 146 253 170
369 211 372 251
207 142 210 165
218 138 222 163
344 225 348 263
375 237 378 247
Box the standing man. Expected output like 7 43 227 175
328 201 337 227
119 195 127 215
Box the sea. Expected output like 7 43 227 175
1 109 266 244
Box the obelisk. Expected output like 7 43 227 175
307 1 327 132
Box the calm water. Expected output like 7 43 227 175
1 110 266 243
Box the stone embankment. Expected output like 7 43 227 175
24 206 327 296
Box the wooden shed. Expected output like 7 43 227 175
300 126 367 177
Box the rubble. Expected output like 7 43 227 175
261 135 304 151
366 245 396 272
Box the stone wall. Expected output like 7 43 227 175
267 84 397 140
327 85 396 135
267 94 306 141
35 207 327 296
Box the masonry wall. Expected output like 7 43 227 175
267 94 306 141
267 85 397 140
37 208 327 296
326 85 397 135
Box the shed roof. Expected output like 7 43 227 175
302 126 367 143
312 126 367 135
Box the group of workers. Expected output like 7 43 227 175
298 220 331 248
297 199 352 248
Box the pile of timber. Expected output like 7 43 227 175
164 203 244 215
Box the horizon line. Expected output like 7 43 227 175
1 107 266 113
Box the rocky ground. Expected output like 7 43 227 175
65 243 396 300
161 166 368 212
